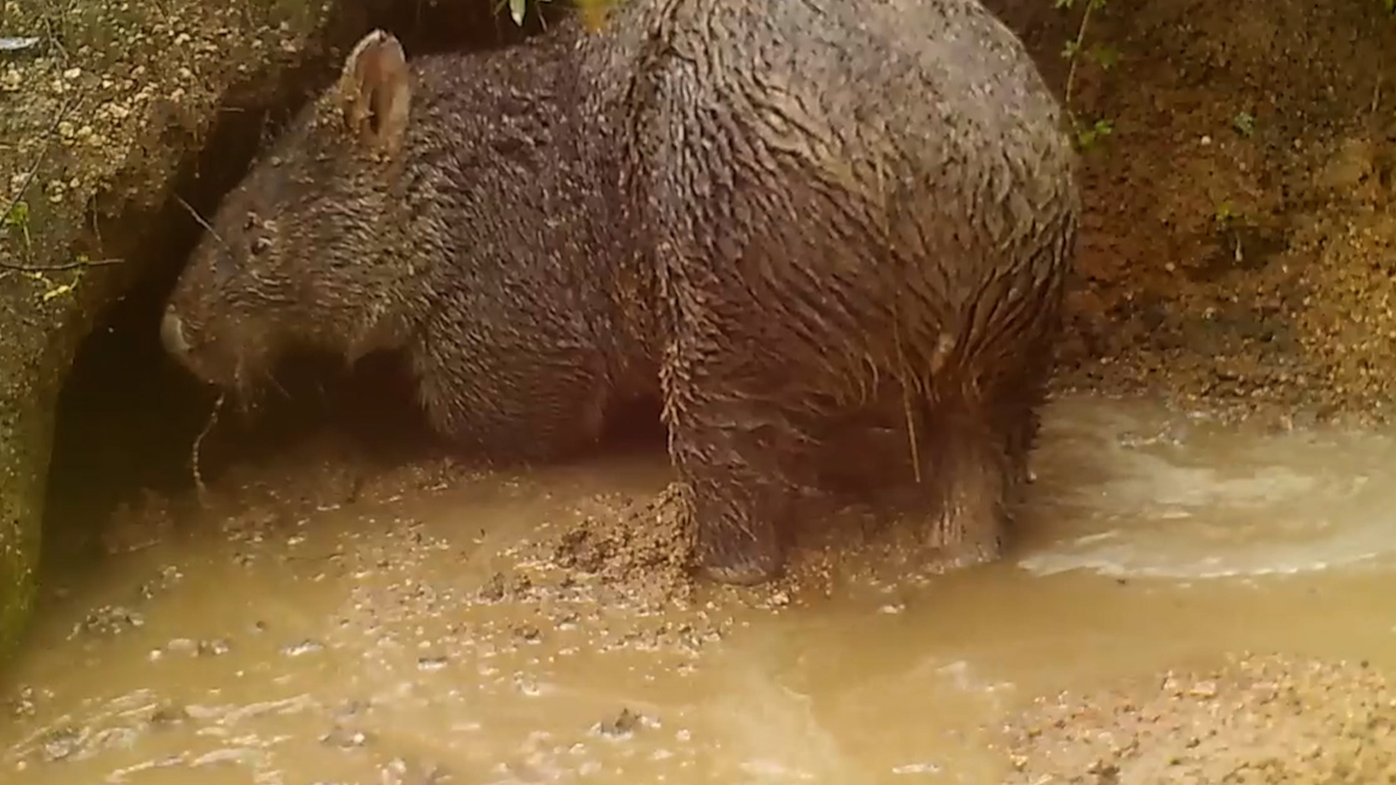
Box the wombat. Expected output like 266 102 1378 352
160 0 1080 585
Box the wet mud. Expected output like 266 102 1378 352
1006 655 1396 784
5 395 1396 783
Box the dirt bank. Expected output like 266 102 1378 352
994 0 1396 425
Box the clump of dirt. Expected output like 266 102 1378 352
995 0 1396 424
1004 653 1396 784
528 486 698 607
507 481 1002 612
487 486 744 642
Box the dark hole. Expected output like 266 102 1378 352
42 255 441 564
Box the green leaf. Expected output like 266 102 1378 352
4 200 27 228
1214 200 1236 226
1233 111 1255 137
1088 44 1121 69
509 0 526 26
1074 117 1114 151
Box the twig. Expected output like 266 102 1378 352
192 391 226 507
35 0 77 64
0 256 122 272
1062 0 1099 132
38 12 67 65
174 193 229 249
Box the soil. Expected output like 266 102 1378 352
0 0 326 278
1004 654 1396 784
1009 0 1396 427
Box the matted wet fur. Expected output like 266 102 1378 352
160 0 1080 585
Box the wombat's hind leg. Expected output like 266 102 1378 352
922 406 1014 563
994 354 1054 494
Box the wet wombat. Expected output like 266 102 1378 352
160 0 1079 585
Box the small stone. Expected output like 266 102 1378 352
595 707 643 738
281 639 324 657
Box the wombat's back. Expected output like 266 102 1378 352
601 0 1076 379
667 0 1074 236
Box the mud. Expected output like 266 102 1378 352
1006 655 1396 784
3 395 1396 783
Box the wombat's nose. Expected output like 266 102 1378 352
160 308 191 356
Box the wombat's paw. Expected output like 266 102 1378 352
934 537 1003 571
693 521 783 586
651 481 693 519
928 519 1005 570
663 480 783 585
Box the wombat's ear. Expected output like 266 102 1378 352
338 30 412 155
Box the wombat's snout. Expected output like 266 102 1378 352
160 306 191 357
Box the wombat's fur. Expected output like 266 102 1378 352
161 0 1079 585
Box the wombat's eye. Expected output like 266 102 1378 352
250 237 271 256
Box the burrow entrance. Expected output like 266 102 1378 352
38 0 665 569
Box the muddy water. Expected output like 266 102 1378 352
6 394 1396 784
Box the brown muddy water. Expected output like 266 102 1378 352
6 394 1396 784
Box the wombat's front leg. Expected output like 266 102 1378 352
663 388 798 585
411 336 612 464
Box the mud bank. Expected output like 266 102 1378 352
994 0 1396 424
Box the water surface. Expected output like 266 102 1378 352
5 394 1396 784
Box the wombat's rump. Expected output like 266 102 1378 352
160 0 1079 585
